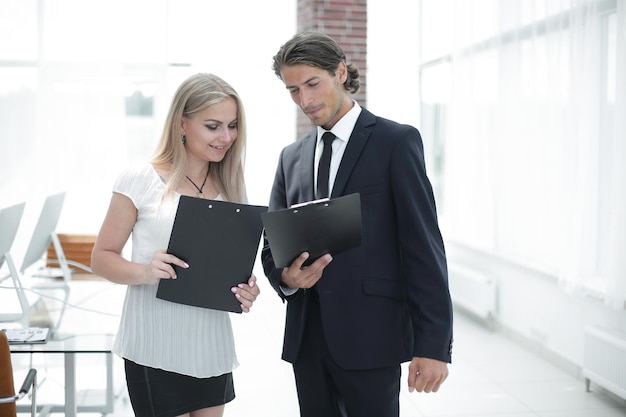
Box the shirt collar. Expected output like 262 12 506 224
316 100 362 144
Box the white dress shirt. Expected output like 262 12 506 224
280 101 362 295
314 101 362 198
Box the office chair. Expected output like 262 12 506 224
19 192 75 286
0 203 38 326
0 331 37 417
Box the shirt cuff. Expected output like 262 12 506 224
280 284 298 296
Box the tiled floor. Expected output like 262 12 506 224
227 287 626 417
12 276 626 417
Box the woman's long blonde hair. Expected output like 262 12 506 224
151 73 248 203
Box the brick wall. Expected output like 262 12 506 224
295 0 367 138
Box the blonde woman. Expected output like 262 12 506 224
92 73 259 417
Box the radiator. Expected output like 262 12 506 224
447 264 497 328
583 326 626 400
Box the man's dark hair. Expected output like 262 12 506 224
272 31 360 94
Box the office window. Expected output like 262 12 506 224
0 0 177 233
0 67 37 189
0 0 297 238
41 0 168 63
0 0 38 61
419 0 624 305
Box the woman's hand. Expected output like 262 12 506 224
232 274 261 313
143 248 189 285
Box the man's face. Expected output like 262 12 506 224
280 62 348 130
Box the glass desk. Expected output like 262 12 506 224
6 279 123 417
10 332 115 417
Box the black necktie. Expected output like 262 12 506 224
316 132 336 199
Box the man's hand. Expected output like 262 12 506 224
408 357 449 393
280 252 332 289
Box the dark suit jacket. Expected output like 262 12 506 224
262 107 453 370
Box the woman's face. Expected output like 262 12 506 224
181 97 238 164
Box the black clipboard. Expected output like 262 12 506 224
156 196 268 313
261 193 362 268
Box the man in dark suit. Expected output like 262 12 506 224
262 31 453 417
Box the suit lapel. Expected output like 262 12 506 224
331 109 375 198
299 130 317 201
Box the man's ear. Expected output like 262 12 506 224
337 61 348 84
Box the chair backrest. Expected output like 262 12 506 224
19 192 65 275
0 203 32 324
0 202 26 271
0 331 16 417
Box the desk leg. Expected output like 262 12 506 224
65 352 77 417
106 352 114 411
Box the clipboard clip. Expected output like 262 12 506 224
207 203 242 213
290 198 330 209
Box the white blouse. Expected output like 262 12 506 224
111 164 238 378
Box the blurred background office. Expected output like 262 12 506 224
1 0 625 415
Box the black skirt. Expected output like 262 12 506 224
124 359 235 417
